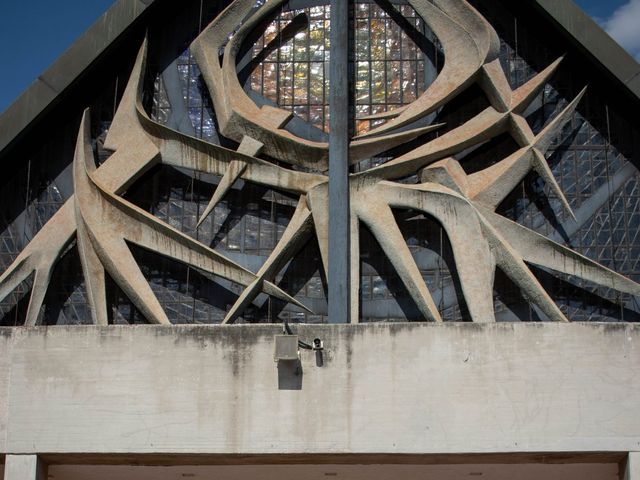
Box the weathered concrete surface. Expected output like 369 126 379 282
0 323 638 456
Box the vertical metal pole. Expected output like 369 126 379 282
328 0 351 323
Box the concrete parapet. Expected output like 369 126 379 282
0 323 638 456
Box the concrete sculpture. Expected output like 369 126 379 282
1 0 639 325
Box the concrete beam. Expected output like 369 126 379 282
0 324 638 455
0 0 156 155
3 455 47 480
531 0 640 99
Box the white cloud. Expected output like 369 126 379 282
602 0 640 61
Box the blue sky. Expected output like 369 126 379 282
577 0 627 19
0 0 637 114
0 0 113 114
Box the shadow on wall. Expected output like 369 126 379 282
277 359 303 390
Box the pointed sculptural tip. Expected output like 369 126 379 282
534 85 588 153
76 108 95 176
511 56 566 113
196 160 248 228
103 36 149 152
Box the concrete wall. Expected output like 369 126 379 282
0 323 638 456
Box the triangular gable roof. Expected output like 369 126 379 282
532 0 640 98
0 0 157 157
0 0 638 159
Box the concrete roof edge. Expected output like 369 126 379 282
0 0 157 154
530 0 640 98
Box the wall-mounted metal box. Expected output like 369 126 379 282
274 335 299 362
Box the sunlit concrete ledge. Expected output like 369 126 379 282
0 323 638 457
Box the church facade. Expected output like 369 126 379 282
0 0 639 478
